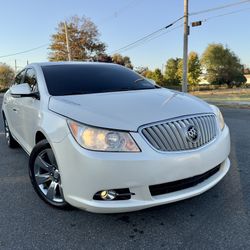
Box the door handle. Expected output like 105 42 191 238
12 108 19 112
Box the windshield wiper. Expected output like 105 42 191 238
134 78 145 83
134 78 161 89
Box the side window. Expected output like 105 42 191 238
24 68 38 92
14 70 26 85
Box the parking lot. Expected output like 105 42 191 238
0 94 249 250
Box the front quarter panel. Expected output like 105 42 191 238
31 64 69 149
36 110 70 146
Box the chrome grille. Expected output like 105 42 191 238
140 114 217 152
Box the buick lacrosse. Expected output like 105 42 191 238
1 62 230 213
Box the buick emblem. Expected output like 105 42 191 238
186 125 199 143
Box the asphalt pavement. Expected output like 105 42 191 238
0 95 250 250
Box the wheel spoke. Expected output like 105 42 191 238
35 173 51 185
46 149 56 166
5 131 9 139
35 155 52 172
58 184 64 198
47 181 57 200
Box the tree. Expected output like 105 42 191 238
95 53 113 63
243 66 250 74
177 52 202 85
145 68 164 85
144 70 154 80
153 69 164 85
164 58 182 85
49 16 106 61
177 59 183 83
0 63 14 89
112 53 133 69
201 43 246 85
188 52 202 85
135 66 149 76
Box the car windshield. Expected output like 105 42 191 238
41 64 159 96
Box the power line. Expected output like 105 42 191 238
110 16 184 54
114 6 250 58
190 0 250 16
2 0 250 59
140 25 183 46
201 7 250 22
110 0 250 54
117 24 183 53
0 43 48 59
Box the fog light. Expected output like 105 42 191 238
93 188 132 201
100 190 117 200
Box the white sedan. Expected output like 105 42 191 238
1 62 230 213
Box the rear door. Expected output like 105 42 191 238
4 69 26 142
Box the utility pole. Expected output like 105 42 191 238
14 59 17 73
182 0 189 92
64 21 72 61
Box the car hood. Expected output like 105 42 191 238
48 89 213 131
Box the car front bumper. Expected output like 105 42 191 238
52 125 230 213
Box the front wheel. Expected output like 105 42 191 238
29 139 69 208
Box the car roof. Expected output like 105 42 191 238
29 61 120 67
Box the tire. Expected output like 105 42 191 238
29 139 70 209
2 114 19 148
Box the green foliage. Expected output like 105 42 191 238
177 59 183 83
153 69 164 85
177 52 202 85
145 68 164 86
112 53 133 69
188 52 202 85
0 63 14 89
49 15 106 61
144 70 154 79
201 43 246 85
164 58 182 85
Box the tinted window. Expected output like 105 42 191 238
14 70 26 85
42 64 158 96
24 68 38 92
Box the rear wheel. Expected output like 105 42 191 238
29 139 69 208
3 114 19 148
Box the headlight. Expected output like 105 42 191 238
209 105 225 130
67 120 140 152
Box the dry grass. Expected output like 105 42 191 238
190 88 250 102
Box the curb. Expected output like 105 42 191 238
208 101 250 109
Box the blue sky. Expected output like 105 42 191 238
1 0 250 71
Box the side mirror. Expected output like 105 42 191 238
10 83 39 99
10 83 31 95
